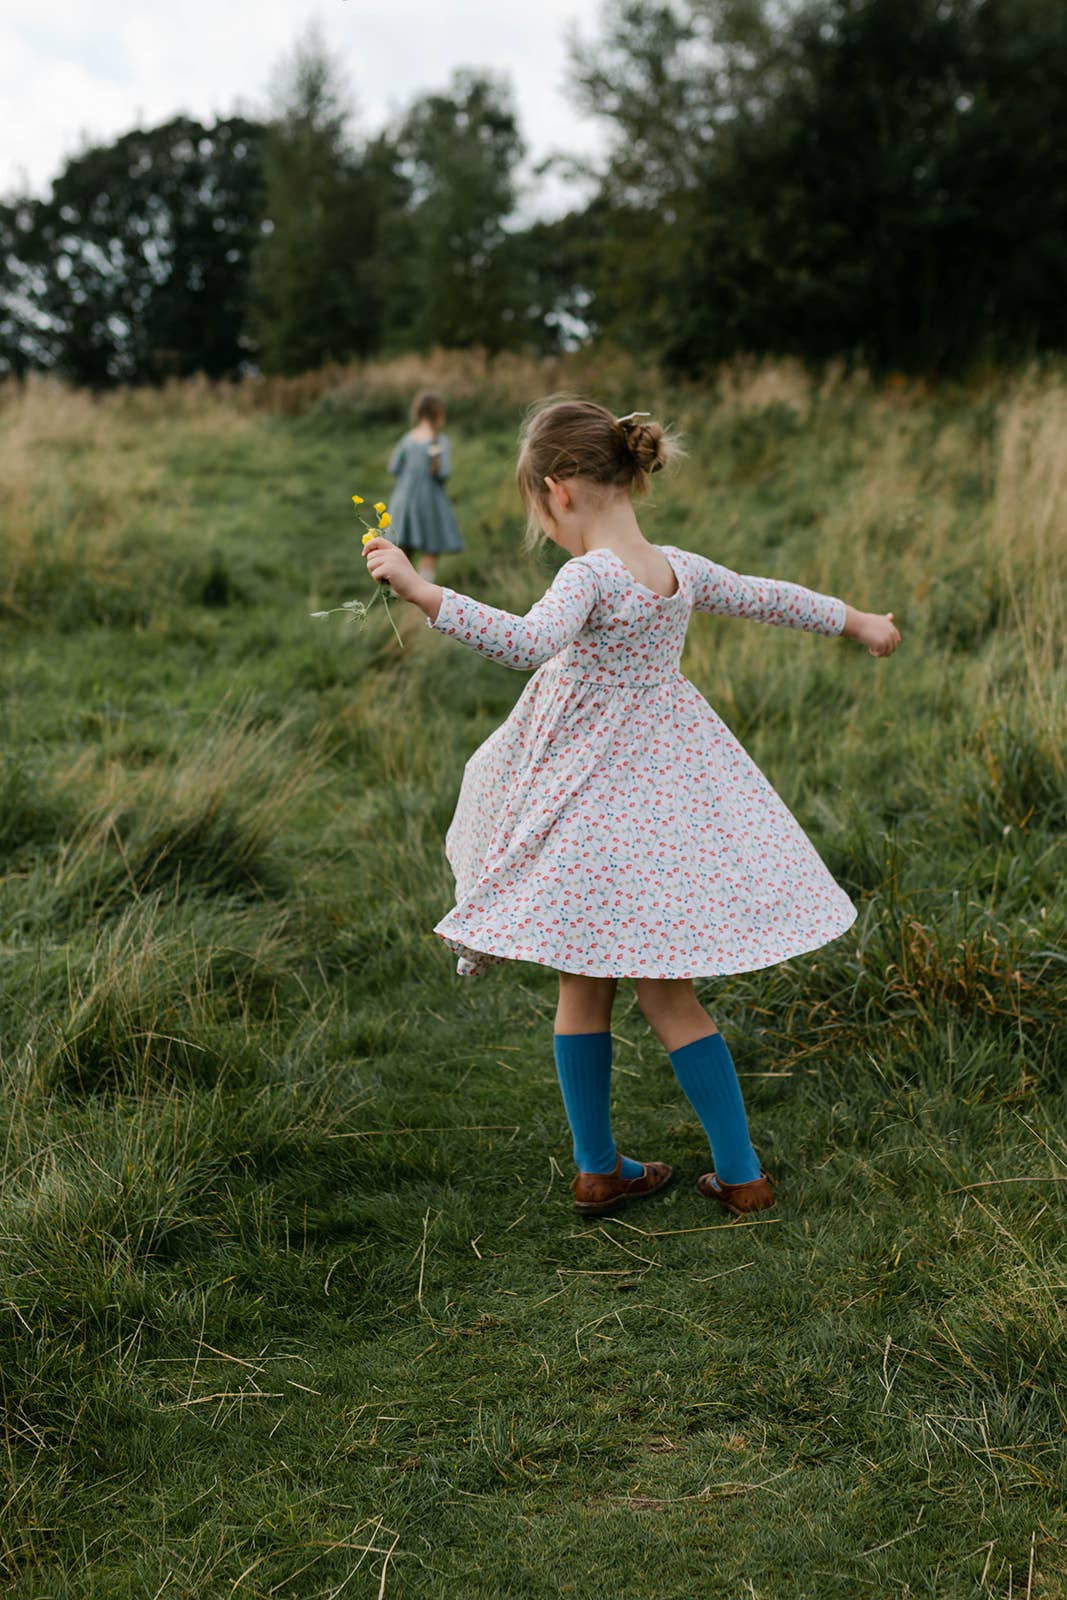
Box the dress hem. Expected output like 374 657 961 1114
434 903 858 980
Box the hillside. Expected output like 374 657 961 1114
1 357 1064 1596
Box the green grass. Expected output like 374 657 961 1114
1 361 1065 1597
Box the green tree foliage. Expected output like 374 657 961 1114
0 200 47 380
496 209 600 355
570 0 1067 372
391 70 525 353
0 117 265 385
248 27 398 374
566 0 771 352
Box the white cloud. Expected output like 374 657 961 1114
1 0 609 216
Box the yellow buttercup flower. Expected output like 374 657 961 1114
315 487 403 648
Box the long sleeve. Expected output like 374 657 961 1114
686 551 846 635
388 438 405 476
429 558 600 671
435 436 452 483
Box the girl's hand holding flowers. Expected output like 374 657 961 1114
309 493 408 645
362 536 423 601
363 539 443 621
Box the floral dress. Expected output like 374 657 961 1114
428 545 857 979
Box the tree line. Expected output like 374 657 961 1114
3 0 1066 386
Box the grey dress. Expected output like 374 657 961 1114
386 432 465 554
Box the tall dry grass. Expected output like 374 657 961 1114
989 377 1067 707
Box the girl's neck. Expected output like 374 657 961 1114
579 499 646 555
412 420 437 440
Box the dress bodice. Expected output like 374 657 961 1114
429 544 845 684
553 548 692 687
389 432 453 483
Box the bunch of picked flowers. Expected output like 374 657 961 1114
310 495 403 647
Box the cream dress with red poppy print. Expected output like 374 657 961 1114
428 545 857 979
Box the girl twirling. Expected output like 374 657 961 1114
363 399 900 1217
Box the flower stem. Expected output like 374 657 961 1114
382 589 405 648
350 506 403 646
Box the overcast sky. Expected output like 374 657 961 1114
1 0 610 213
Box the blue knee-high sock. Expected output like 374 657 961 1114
553 1032 643 1178
668 1032 761 1184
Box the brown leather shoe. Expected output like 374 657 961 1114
572 1154 673 1216
695 1170 776 1218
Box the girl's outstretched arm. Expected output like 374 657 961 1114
363 539 599 670
686 550 846 633
684 551 900 656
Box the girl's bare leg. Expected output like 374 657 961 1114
417 554 438 581
555 972 617 1033
634 978 716 1052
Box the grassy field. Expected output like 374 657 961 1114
1 355 1065 1597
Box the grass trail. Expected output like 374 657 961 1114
0 360 1064 1596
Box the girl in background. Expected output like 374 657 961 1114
386 391 464 581
363 399 900 1219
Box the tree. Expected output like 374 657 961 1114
569 0 1067 373
564 1 781 352
249 26 391 373
0 116 266 385
495 208 601 354
392 70 525 353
